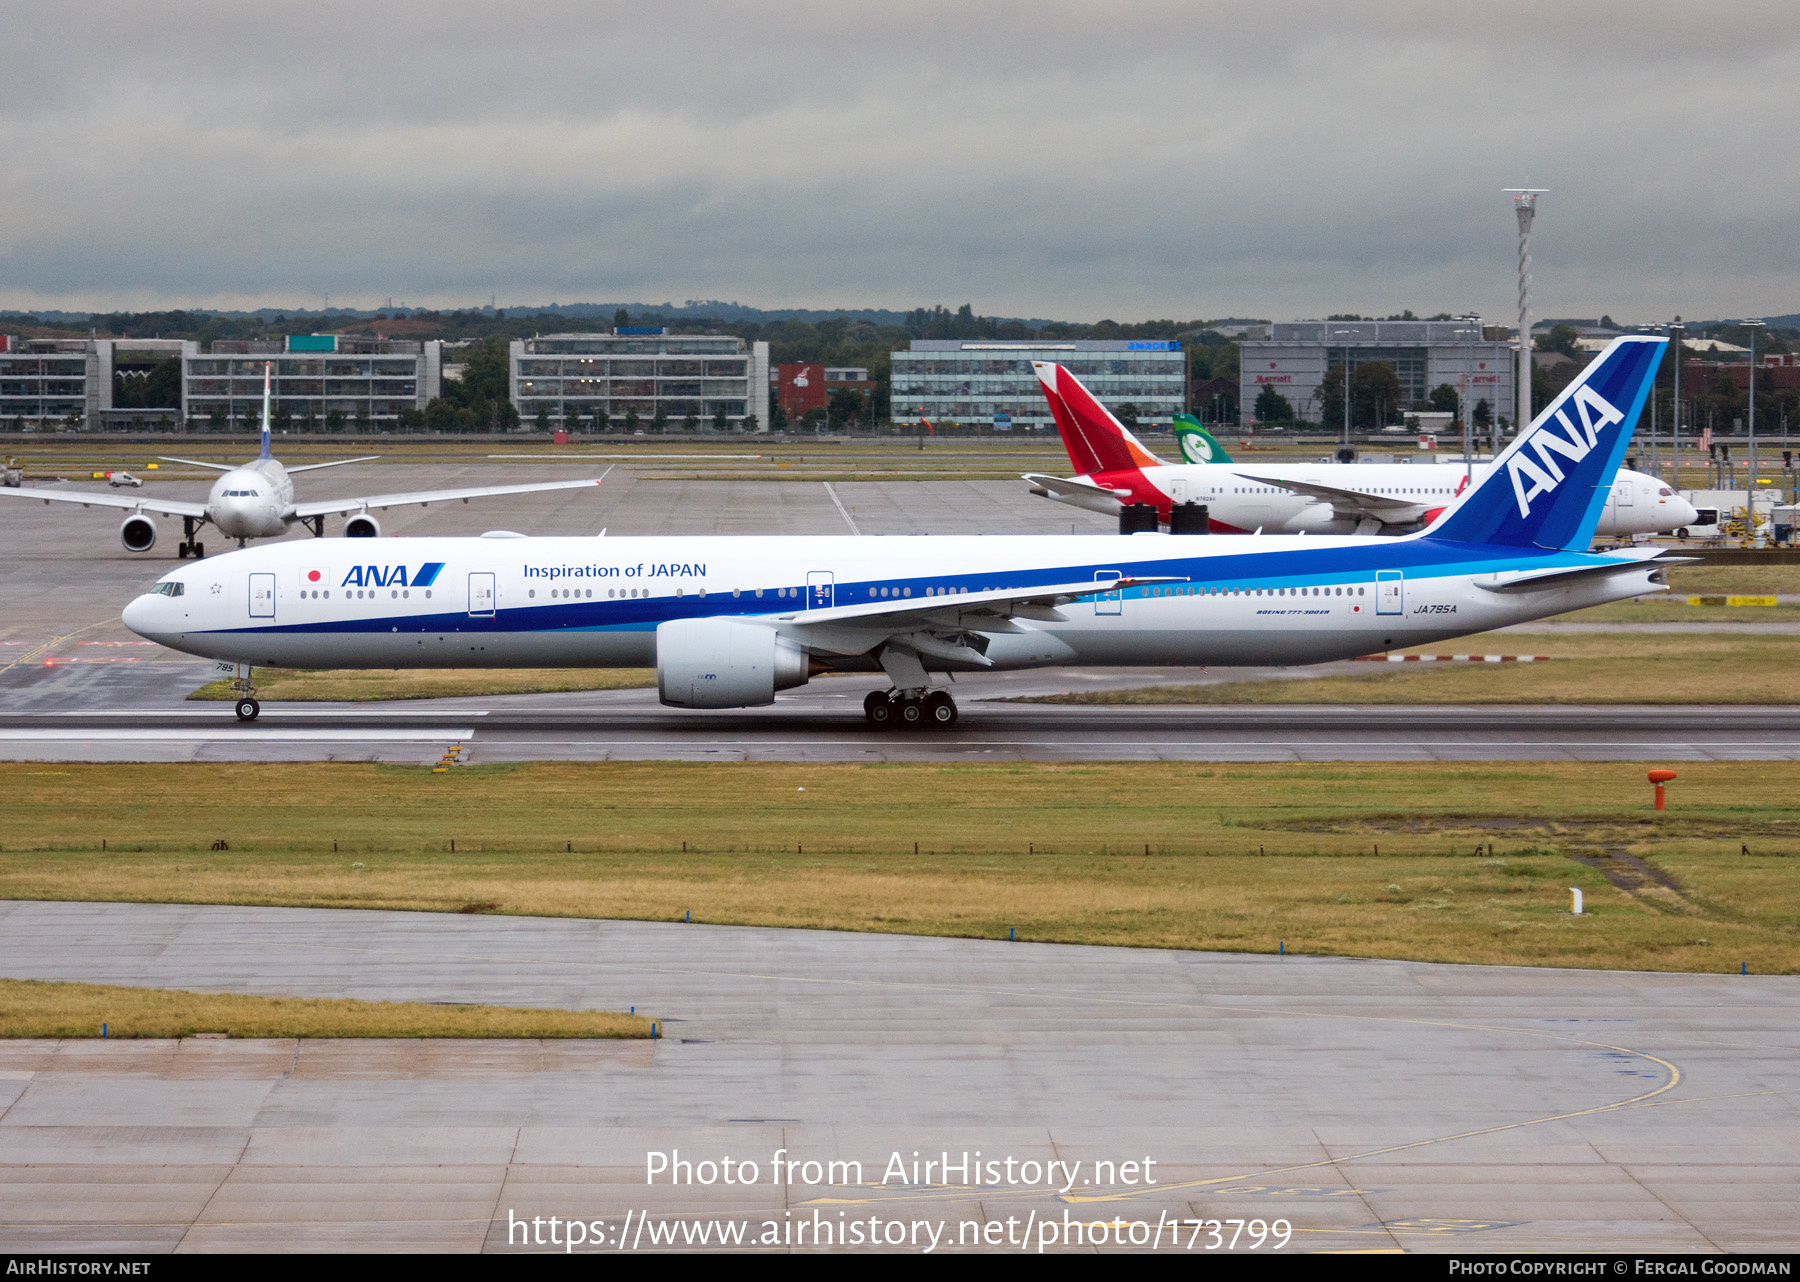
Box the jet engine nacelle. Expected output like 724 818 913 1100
656 617 809 709
120 514 157 552
344 513 381 538
1283 503 1355 535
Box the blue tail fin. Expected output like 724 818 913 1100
1429 336 1665 550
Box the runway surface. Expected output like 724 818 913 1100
3 459 1796 762
4 688 1800 763
0 900 1793 1254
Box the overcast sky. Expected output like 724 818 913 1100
2 2 1796 323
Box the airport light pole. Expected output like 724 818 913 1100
1504 189 1547 431
1669 322 1684 489
1329 328 1353 449
1744 319 1763 539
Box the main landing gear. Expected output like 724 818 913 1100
864 688 958 729
176 516 206 560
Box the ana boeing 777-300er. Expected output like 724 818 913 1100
1025 363 1697 540
0 363 604 558
126 337 1675 726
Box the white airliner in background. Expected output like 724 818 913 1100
124 338 1677 725
0 363 604 558
1026 364 1698 539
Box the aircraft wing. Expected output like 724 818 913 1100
0 485 209 519
1237 472 1423 516
155 456 234 472
772 573 1184 661
1022 473 1131 501
290 477 604 520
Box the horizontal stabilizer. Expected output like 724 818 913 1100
155 456 234 472
1476 550 1690 594
287 456 381 474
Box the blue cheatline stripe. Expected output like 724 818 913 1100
201 540 1635 639
411 562 445 588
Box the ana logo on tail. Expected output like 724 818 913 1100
1506 386 1624 517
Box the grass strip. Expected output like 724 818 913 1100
1 760 1794 974
0 977 650 1039
1023 631 1800 704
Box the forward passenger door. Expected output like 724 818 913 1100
468 572 496 618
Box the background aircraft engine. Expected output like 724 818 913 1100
1285 503 1354 535
344 513 381 538
119 514 157 552
656 617 809 709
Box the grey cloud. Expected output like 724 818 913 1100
2 1 1797 319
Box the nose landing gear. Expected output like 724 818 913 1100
228 664 261 721
863 688 958 729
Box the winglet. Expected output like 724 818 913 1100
259 361 273 461
1032 362 1166 475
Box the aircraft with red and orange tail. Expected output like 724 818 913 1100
1024 361 1695 541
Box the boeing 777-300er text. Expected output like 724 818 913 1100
1025 364 1697 540
126 338 1675 726
0 363 604 558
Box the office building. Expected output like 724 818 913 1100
183 334 442 429
1238 320 1515 427
889 339 1185 430
511 330 770 431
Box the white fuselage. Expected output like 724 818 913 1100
1049 460 1697 538
124 532 1667 680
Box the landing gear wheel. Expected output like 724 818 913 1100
924 690 958 727
897 697 926 729
177 542 190 560
234 698 261 722
863 690 889 720
192 542 205 558
866 695 896 728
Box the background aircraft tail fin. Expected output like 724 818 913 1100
1428 336 1665 550
1032 362 1166 475
1171 414 1233 464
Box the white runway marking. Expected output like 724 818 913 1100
0 727 475 742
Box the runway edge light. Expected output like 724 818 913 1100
1648 768 1678 810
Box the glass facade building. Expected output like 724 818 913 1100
1238 320 1516 427
0 339 98 425
1 337 199 428
889 339 1185 430
183 335 441 428
510 332 770 430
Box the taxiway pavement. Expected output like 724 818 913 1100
0 900 1793 1254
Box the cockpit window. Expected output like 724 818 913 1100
1658 487 1674 497
151 581 184 597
